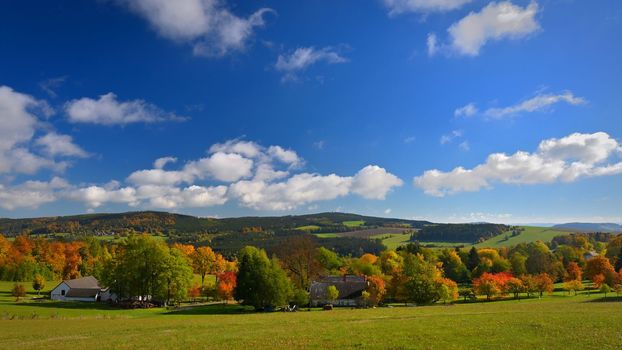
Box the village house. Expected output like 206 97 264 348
309 275 369 307
50 276 116 302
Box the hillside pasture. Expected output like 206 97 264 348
342 220 365 227
337 227 410 239
474 226 572 248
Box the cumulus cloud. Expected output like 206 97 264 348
484 91 587 119
414 132 622 196
65 92 186 125
0 177 68 210
351 165 404 199
35 133 88 158
275 46 347 81
118 0 273 57
430 1 540 56
2 136 401 211
383 0 472 15
0 85 84 175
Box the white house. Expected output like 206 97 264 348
50 276 114 302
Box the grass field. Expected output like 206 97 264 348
372 233 411 250
1 288 621 349
343 220 365 227
295 225 321 231
473 226 571 248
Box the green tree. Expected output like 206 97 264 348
234 246 292 310
615 248 622 273
510 252 527 276
600 284 611 297
32 274 45 296
402 253 443 305
326 285 340 304
439 249 469 283
102 234 192 305
467 247 479 272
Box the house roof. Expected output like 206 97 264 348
309 275 368 300
64 276 100 289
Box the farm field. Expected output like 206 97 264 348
1 290 621 349
473 226 572 249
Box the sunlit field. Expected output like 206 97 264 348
1 280 621 350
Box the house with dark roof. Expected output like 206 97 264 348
309 275 369 307
50 276 116 302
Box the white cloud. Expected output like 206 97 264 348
38 76 67 98
118 0 273 57
0 86 82 175
185 152 254 182
65 92 186 125
440 130 463 145
267 145 302 167
427 33 439 56
209 139 262 158
275 46 347 81
414 132 622 196
404 136 416 144
454 103 478 117
383 0 472 15
432 1 540 56
384 208 392 215
35 132 88 158
275 46 347 72
351 165 404 199
67 184 138 208
484 91 586 119
0 177 68 210
230 173 353 211
230 164 402 210
153 156 177 169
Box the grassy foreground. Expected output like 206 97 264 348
1 294 621 349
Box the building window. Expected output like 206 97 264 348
61 290 65 296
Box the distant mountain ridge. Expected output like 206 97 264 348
0 211 431 236
552 222 622 233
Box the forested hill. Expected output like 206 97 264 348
552 222 622 233
0 211 431 237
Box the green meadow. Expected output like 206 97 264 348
473 226 571 249
1 280 621 349
342 220 365 227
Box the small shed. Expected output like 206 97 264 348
50 276 103 302
309 275 369 307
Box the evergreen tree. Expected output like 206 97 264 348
467 247 479 272
615 248 622 273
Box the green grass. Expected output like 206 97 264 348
373 233 411 250
1 292 621 349
313 233 339 238
342 220 365 227
295 225 321 231
473 226 572 248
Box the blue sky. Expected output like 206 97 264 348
0 0 620 223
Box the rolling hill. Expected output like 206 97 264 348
552 222 622 233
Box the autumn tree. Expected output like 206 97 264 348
365 275 387 306
505 277 525 299
592 274 605 289
585 256 617 286
533 273 554 298
192 246 217 288
439 249 469 283
437 277 458 304
473 272 512 300
217 271 236 302
12 283 26 301
565 262 582 282
563 279 584 296
32 274 45 296
274 235 322 290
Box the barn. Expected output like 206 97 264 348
50 276 115 302
309 275 369 307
